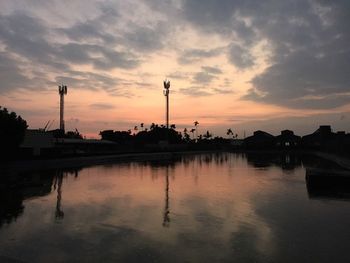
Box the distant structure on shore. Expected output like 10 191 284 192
163 80 170 129
58 85 67 132
243 125 349 152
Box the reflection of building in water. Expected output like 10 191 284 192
163 167 170 227
245 152 302 170
306 169 350 200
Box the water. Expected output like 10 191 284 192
0 153 349 263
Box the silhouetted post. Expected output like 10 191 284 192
58 85 67 132
163 80 170 129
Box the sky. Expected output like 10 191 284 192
0 0 350 138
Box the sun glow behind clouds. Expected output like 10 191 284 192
1 0 350 137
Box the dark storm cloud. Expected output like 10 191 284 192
180 0 350 109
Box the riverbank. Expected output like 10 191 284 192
0 150 221 173
1 149 350 173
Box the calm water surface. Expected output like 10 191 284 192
0 153 349 263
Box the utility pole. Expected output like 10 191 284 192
58 85 67 132
163 80 170 129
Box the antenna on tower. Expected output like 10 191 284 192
58 84 68 132
163 79 170 129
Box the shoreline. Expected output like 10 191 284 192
0 150 221 173
1 149 350 173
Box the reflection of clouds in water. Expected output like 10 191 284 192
1 153 349 262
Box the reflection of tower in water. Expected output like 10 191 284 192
162 167 170 227
54 171 64 220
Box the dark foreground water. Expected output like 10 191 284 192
0 153 349 263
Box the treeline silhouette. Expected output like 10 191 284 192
1 107 349 159
99 123 231 152
0 107 28 159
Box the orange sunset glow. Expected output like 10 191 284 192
1 0 350 138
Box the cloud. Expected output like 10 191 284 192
0 52 30 92
57 7 118 43
179 85 233 97
201 66 222 74
179 0 350 109
123 24 166 52
178 48 223 64
90 103 116 110
228 43 255 69
181 0 238 33
2 0 350 113
192 66 223 84
212 88 233 95
55 71 123 93
193 72 216 84
167 71 190 80
0 10 139 95
179 86 212 97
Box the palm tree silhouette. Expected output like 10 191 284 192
194 121 199 140
204 130 212 139
227 128 233 138
140 123 144 131
183 128 190 142
190 128 196 140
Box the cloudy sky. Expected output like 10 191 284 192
1 0 350 138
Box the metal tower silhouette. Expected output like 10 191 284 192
58 85 67 132
163 80 170 129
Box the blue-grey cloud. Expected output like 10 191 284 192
178 48 223 64
228 43 255 69
1 0 350 110
193 72 216 84
179 85 233 97
179 86 212 97
0 10 139 94
180 0 350 109
201 66 222 74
